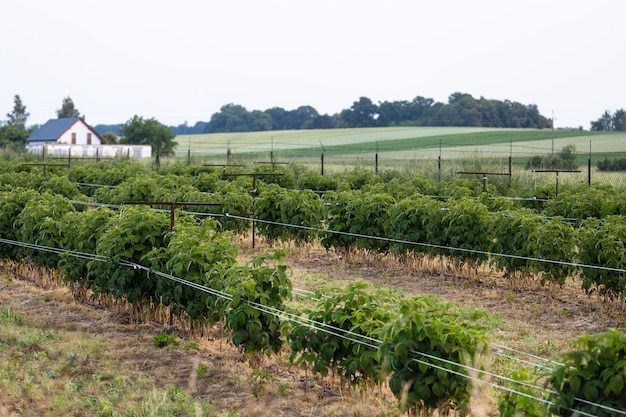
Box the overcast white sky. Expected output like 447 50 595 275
1 0 623 129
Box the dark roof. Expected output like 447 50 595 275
26 117 81 142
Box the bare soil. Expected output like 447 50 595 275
1 242 623 416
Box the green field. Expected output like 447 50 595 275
176 127 626 161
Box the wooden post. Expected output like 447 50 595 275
532 169 580 198
375 153 379 175
320 141 325 176
223 172 284 249
555 171 559 197
456 171 511 193
122 201 224 232
508 156 513 187
438 138 442 181
437 156 441 181
375 141 379 175
170 202 176 232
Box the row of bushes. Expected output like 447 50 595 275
2 187 623 415
251 184 626 302
0 187 490 415
1 160 625 414
2 160 625 301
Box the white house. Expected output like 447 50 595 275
26 117 151 158
27 117 102 147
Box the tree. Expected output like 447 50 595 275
525 144 578 170
291 105 320 129
205 104 250 133
0 123 30 149
2 94 30 150
248 110 272 131
612 109 626 131
100 132 118 144
591 110 613 131
310 114 336 129
340 97 379 128
56 96 81 118
6 94 29 127
265 107 288 130
377 100 414 126
119 116 176 156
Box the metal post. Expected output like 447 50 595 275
438 156 441 181
252 175 257 249
375 141 379 175
170 202 176 231
587 139 591 185
509 139 513 186
320 141 325 176
438 138 442 181
555 171 559 197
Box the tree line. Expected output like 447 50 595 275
194 92 554 134
590 109 626 131
86 92 554 136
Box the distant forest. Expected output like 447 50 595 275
93 92 553 136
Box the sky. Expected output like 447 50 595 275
1 0 624 129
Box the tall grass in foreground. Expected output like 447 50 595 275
0 305 214 416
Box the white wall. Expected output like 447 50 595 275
57 120 102 145
26 144 152 159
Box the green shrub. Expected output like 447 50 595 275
548 329 626 416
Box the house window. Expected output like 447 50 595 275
87 133 92 145
71 132 76 145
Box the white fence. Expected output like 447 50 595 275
27 144 152 159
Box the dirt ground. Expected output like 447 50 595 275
287 245 622 337
0 243 623 416
0 265 391 416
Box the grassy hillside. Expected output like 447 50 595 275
175 127 623 160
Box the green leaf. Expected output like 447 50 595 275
608 374 624 396
582 381 598 401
